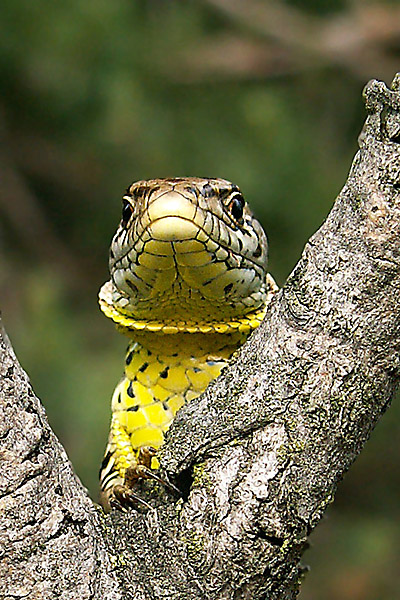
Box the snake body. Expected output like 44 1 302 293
99 177 277 509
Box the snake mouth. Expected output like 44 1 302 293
145 192 199 241
149 216 199 241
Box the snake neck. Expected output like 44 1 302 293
99 275 278 429
126 329 248 366
98 272 278 338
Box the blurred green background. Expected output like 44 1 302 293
1 0 399 597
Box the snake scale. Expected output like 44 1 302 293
98 177 277 510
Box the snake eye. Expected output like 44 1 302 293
121 197 134 226
229 194 245 222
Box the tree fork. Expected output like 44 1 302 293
1 75 400 599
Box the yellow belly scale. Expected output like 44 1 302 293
100 329 247 493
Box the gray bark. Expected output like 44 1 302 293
1 75 400 600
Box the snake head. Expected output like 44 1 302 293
105 177 271 324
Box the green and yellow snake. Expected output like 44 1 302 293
98 177 277 510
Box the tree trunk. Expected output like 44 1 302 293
1 74 400 600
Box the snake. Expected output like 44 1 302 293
98 177 277 510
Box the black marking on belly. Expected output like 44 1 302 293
160 367 169 379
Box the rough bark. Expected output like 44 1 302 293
1 75 400 600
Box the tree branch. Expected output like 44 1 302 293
0 323 122 598
2 75 400 599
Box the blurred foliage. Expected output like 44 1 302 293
0 0 399 598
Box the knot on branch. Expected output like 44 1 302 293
362 74 400 143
